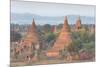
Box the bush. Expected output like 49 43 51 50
45 32 56 43
10 31 22 42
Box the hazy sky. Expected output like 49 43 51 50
11 1 95 17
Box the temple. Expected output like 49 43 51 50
14 18 43 61
46 16 72 57
75 17 82 30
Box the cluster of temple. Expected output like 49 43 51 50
11 16 94 62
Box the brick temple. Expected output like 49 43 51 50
46 16 72 57
23 18 42 47
14 18 43 61
75 17 82 30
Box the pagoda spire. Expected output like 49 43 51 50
75 16 81 29
28 18 37 33
61 16 70 32
32 18 36 29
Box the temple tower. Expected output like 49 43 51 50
46 16 72 57
75 17 82 30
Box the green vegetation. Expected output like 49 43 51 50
45 32 56 43
60 30 95 60
10 31 22 42
42 24 51 33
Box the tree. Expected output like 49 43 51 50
57 24 63 31
42 24 51 33
10 31 22 42
45 32 56 43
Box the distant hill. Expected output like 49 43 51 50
11 13 95 25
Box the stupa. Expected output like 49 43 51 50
75 17 82 30
23 18 41 47
51 25 57 33
14 18 42 61
46 16 72 57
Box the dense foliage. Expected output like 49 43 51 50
10 31 22 42
60 30 95 60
